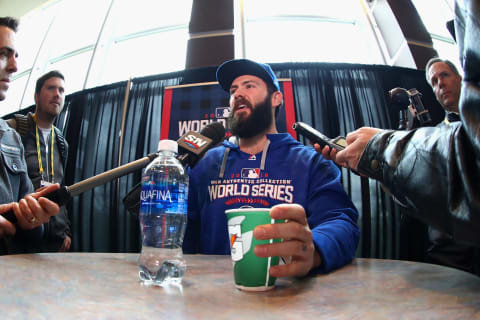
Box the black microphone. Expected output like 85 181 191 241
407 88 432 125
292 122 346 150
122 121 226 216
2 152 160 224
389 87 411 130
389 87 432 129
389 87 410 110
176 121 226 168
3 122 226 223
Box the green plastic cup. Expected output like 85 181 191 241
225 207 283 291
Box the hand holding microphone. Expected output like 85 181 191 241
3 122 226 223
389 87 432 129
321 127 382 171
1 184 61 230
292 122 346 150
293 121 380 172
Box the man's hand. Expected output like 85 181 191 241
0 203 17 238
253 204 321 277
314 127 382 170
59 235 71 252
12 184 61 230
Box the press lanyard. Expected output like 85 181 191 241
33 114 55 183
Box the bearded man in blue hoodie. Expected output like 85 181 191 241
183 59 360 277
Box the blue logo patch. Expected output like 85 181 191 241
241 168 259 178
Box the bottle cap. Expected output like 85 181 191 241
158 139 178 153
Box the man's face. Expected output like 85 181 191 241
228 75 273 138
35 77 65 118
428 62 462 113
0 26 18 101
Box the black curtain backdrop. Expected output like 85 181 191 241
3 62 444 260
61 82 128 252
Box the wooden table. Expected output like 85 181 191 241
0 253 479 319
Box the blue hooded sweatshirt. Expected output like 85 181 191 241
183 133 359 273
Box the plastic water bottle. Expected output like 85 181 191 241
138 139 189 286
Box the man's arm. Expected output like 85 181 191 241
317 115 480 246
315 0 480 246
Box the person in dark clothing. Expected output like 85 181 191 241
420 57 479 274
316 0 480 247
7 70 71 252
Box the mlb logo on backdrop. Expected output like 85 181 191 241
216 107 231 119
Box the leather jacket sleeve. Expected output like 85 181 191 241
356 0 480 247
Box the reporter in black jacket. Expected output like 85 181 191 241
317 0 480 247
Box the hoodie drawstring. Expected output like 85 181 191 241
219 139 271 178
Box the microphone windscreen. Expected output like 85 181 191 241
389 87 410 112
200 122 225 144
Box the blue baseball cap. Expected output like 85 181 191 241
216 59 280 93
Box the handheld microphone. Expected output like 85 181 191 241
292 122 346 151
176 121 226 168
389 87 410 110
389 87 411 130
389 87 432 128
2 152 160 224
407 88 432 125
122 121 226 216
2 122 226 223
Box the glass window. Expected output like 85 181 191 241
242 0 384 64
110 0 192 37
0 0 193 115
411 0 460 69
411 0 454 39
17 50 93 109
47 50 94 94
87 0 192 87
5 0 453 117
244 0 357 19
15 9 54 74
97 29 188 85
245 20 381 64
432 38 462 75
41 0 111 60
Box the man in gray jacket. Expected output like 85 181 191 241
0 17 60 254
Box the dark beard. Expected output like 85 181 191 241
229 95 273 139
